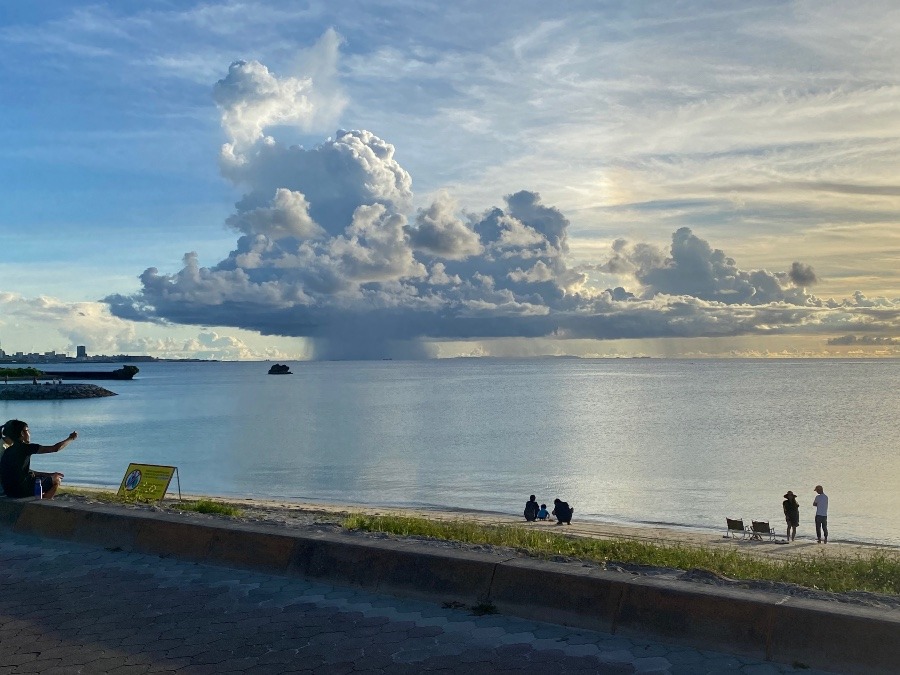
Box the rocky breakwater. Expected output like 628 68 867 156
0 384 116 400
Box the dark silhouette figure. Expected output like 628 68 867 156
552 498 574 525
782 490 799 541
523 494 539 521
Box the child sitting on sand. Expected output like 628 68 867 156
537 504 549 521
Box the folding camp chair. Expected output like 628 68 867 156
725 518 750 539
750 520 781 542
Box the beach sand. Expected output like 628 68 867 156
61 488 892 562
227 496 896 560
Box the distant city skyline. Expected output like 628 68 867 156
0 343 151 362
2 2 899 359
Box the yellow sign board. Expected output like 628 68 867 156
117 463 177 502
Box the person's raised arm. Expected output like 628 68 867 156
36 431 78 454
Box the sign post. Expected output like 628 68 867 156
117 463 180 502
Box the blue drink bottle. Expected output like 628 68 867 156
34 478 42 499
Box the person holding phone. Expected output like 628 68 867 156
0 419 77 499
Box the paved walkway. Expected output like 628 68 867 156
0 533 832 674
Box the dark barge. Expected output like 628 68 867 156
43 365 139 381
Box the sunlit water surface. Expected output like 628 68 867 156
4 358 897 546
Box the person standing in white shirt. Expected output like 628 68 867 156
813 485 829 544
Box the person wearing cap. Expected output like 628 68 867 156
782 490 799 541
813 485 828 543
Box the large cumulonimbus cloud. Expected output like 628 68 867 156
105 59 900 359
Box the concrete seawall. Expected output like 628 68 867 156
0 498 896 674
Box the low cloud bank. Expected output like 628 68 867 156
827 335 900 346
105 58 900 359
0 293 278 360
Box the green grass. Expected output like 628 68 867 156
169 499 243 517
342 514 900 596
60 487 130 504
61 488 242 517
61 487 165 506
0 367 44 378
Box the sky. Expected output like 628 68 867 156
1 0 899 360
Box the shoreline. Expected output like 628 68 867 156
228 496 899 560
14 358 897 550
64 485 898 562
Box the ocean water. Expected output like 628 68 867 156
3 358 898 546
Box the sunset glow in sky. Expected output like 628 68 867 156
2 1 899 359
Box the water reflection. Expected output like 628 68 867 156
4 358 897 545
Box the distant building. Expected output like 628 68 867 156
76 345 87 359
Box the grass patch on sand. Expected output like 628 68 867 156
169 499 243 517
60 488 242 517
60 487 132 504
342 514 900 596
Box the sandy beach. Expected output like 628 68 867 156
232 497 898 559
61 488 895 563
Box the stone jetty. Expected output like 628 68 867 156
0 384 116 400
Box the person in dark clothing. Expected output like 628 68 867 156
552 498 573 525
523 494 539 521
782 490 799 541
0 419 77 499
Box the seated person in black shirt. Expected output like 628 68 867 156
0 419 78 499
523 494 539 521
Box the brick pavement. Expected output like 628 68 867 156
0 533 833 674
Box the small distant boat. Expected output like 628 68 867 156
267 364 292 375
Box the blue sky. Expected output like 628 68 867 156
2 1 899 359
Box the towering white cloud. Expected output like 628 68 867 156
214 59 315 147
226 188 323 240
407 192 483 259
104 56 900 359
220 128 413 237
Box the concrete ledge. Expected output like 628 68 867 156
287 531 499 603
1 499 897 674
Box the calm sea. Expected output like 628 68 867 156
3 358 897 546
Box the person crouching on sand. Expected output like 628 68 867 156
552 498 573 525
0 419 77 499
